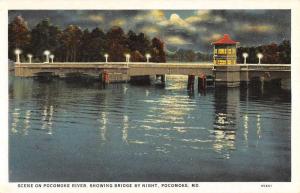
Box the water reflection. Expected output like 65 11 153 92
11 108 20 134
256 114 262 146
11 108 31 135
22 110 31 135
41 105 54 135
212 87 239 158
243 114 249 146
98 111 108 142
9 76 291 182
122 115 129 143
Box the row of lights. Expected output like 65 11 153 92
16 48 264 65
15 49 54 63
242 52 263 64
15 48 152 64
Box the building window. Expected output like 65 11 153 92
227 49 232 54
227 60 232 64
217 59 227 64
214 49 217 54
218 49 226 54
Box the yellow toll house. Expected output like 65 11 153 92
212 34 239 65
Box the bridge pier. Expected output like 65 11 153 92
281 78 291 90
187 75 195 91
156 74 166 84
214 65 240 87
198 75 207 91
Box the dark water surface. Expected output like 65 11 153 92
9 76 291 182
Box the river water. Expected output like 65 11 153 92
9 75 291 182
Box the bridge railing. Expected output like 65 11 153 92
239 64 291 71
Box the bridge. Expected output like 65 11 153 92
14 62 291 89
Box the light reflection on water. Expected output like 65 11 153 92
9 75 291 182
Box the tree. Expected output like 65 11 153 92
30 18 61 61
8 16 31 61
278 40 291 64
77 29 91 62
106 27 129 62
150 37 166 63
59 25 83 62
89 28 106 62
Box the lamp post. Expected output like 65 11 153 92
44 50 50 63
104 54 109 63
27 54 33 63
49 54 54 63
242 53 248 64
146 53 151 63
243 52 250 84
15 49 22 63
125 54 130 63
125 54 130 68
257 53 263 64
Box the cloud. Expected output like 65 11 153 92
149 10 166 22
201 33 223 43
134 10 166 24
139 26 159 35
159 13 197 33
165 36 192 45
110 19 126 27
185 10 226 24
237 24 276 33
88 15 104 22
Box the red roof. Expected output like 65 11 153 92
212 34 238 45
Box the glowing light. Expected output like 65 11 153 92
243 52 248 64
43 50 50 56
27 54 33 63
125 53 131 63
43 50 51 63
14 49 21 55
104 53 109 63
146 53 151 63
14 49 22 63
49 54 54 63
257 53 263 64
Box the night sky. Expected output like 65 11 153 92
9 10 291 52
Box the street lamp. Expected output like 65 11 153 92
242 53 248 64
125 54 130 63
49 54 54 63
146 53 151 63
104 53 109 63
27 54 33 63
14 49 22 63
43 50 50 63
257 53 263 64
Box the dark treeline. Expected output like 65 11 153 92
8 16 166 63
237 40 290 64
167 49 212 62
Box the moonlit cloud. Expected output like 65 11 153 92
8 10 290 52
88 15 104 22
201 33 223 43
166 36 192 45
238 24 276 33
110 19 126 27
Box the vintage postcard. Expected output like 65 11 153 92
0 0 300 193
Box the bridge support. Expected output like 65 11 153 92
156 75 166 84
187 75 195 91
214 65 240 87
281 78 291 90
198 75 207 91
